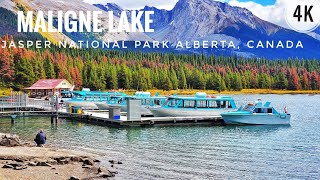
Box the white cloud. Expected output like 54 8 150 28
84 0 230 10
228 0 290 28
83 0 179 10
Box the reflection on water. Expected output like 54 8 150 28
0 94 319 179
222 124 291 134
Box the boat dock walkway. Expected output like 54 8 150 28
0 93 225 127
59 111 224 127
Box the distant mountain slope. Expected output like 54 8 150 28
0 0 153 44
93 0 320 59
1 0 319 59
139 0 320 59
93 3 123 17
25 0 152 42
0 7 44 41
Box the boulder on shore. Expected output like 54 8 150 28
0 133 21 147
98 166 114 177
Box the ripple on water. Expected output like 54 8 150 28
0 95 320 179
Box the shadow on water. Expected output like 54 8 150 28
221 124 291 134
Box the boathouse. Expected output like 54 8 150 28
25 79 72 98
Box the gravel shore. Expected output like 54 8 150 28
0 133 117 180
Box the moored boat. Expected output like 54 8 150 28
149 92 237 117
95 95 126 110
65 89 126 109
221 100 291 125
95 92 167 116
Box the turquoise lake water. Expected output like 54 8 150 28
0 94 319 179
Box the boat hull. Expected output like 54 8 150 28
149 108 235 117
66 101 99 110
221 113 291 125
106 104 153 116
95 103 110 110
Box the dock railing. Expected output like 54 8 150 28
0 91 54 112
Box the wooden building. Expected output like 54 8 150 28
25 79 72 98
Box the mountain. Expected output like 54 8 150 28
93 3 123 17
139 6 174 31
137 0 320 58
0 0 152 44
93 0 320 58
1 0 320 59
0 7 44 41
146 0 281 42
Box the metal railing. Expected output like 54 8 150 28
0 91 54 111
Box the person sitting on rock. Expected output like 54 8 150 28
34 129 46 147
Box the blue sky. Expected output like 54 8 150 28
237 0 276 6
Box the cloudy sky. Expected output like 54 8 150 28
83 0 290 28
84 0 180 10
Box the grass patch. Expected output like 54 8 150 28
0 88 13 97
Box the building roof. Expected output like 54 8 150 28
25 79 70 90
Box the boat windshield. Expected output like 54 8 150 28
164 98 180 107
253 107 273 113
151 98 166 106
109 96 124 103
239 105 255 111
163 98 235 109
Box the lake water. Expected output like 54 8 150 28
0 94 319 179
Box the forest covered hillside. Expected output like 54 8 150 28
0 35 320 91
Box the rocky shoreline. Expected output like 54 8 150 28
0 133 120 180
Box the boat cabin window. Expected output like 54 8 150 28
182 100 196 108
167 99 179 107
141 99 150 105
110 97 123 103
208 100 231 108
253 108 273 113
208 101 217 108
153 99 164 106
208 101 223 108
228 101 232 108
221 101 231 108
197 100 207 108
154 99 160 105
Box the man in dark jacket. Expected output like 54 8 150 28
34 129 46 147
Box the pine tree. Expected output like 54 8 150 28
177 67 187 89
14 58 35 89
275 72 288 90
170 67 179 90
118 64 131 89
43 55 56 78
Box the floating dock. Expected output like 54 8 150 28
0 93 225 127
59 111 224 127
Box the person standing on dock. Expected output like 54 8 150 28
34 129 47 147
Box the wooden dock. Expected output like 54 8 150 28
0 94 225 127
0 105 225 127
59 111 224 127
0 111 57 118
1 109 224 127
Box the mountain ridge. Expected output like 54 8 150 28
1 0 320 59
